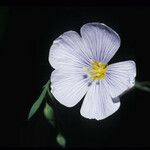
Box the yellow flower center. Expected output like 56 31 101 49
83 61 107 80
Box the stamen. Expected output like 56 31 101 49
83 60 107 80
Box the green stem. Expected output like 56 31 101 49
45 81 66 147
43 80 51 89
47 85 62 132
135 81 150 92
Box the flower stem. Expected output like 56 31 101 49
135 81 150 92
46 83 62 131
45 80 66 147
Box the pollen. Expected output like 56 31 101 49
83 61 107 80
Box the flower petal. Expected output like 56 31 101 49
51 70 90 107
80 81 120 120
80 22 121 63
104 60 136 98
49 31 91 70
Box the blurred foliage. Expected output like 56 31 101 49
56 133 66 148
135 81 150 92
43 102 55 127
28 80 66 148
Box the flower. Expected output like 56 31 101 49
49 22 136 120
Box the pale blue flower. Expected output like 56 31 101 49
49 23 136 120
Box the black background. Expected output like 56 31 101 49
1 3 150 148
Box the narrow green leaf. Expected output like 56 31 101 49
43 80 51 89
56 133 66 148
47 87 54 100
135 81 150 92
28 88 47 120
43 102 54 126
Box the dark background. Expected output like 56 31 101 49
1 3 150 148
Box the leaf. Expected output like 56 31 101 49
56 133 66 148
47 87 54 101
135 81 150 92
28 88 47 120
43 102 54 126
43 80 51 89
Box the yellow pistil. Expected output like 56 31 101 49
83 61 107 80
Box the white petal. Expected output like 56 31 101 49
49 31 91 70
104 60 136 98
51 70 90 107
80 81 120 120
80 22 121 63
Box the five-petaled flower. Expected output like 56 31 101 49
49 22 136 120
